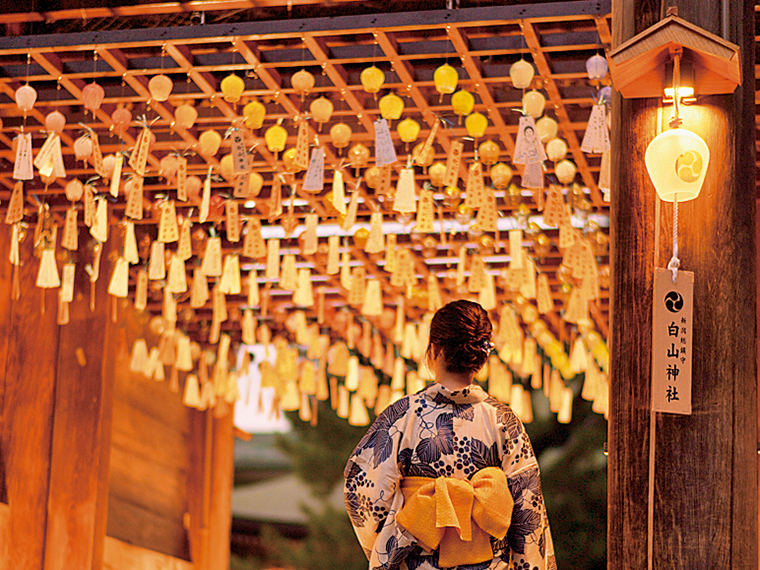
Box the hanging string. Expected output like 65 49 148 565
669 52 682 128
667 194 680 283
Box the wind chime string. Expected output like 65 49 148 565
667 194 680 283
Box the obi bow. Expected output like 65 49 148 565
395 466 514 567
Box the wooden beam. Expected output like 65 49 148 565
102 535 193 570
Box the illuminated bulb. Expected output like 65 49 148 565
379 93 404 121
428 162 446 187
546 138 568 162
555 159 577 185
360 66 385 94
242 100 265 130
264 124 288 153
220 74 245 103
510 59 535 89
490 162 512 189
645 127 709 202
465 112 487 139
434 63 458 95
397 118 420 144
451 89 474 119
478 140 500 166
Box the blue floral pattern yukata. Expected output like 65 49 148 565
344 382 557 570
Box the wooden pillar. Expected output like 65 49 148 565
609 1 757 569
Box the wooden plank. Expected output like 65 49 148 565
44 231 117 570
208 410 234 570
0 502 8 567
103 535 193 570
0 227 11 506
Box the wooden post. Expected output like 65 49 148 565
609 1 757 569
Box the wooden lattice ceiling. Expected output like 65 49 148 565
0 0 613 351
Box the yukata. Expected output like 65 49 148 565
344 382 557 570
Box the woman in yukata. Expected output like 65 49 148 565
344 299 557 570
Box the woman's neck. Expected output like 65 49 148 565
434 367 473 391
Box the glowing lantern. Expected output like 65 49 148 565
348 143 370 174
186 176 203 201
74 136 93 161
282 148 303 174
490 162 512 189
522 90 546 118
148 74 173 101
353 227 370 249
478 140 500 166
159 154 180 180
444 186 461 208
265 124 288 156
536 116 558 143
174 104 198 129
310 96 333 129
249 171 264 197
111 107 132 135
379 93 404 122
465 112 487 139
365 166 380 190
546 138 568 162
452 89 474 122
360 66 385 94
220 74 245 103
555 160 577 185
15 84 37 114
102 154 116 179
198 129 222 157
429 162 446 187
291 69 315 98
45 110 66 133
243 100 265 130
434 63 458 97
412 142 434 169
220 154 235 181
65 179 84 201
586 54 609 81
397 118 420 145
510 59 535 89
330 123 352 151
645 128 709 202
82 83 105 113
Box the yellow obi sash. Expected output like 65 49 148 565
395 467 514 568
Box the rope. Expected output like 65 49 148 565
669 54 683 128
667 194 680 283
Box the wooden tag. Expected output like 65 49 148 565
465 161 485 208
537 273 554 314
83 185 95 228
108 257 130 297
581 104 610 154
157 200 179 243
178 218 192 261
243 218 266 259
317 286 325 323
242 309 256 345
652 268 693 415
13 133 33 181
393 168 416 213
513 115 546 165
293 268 314 307
377 165 392 196
522 161 544 190
109 153 123 197
226 201 241 242
90 197 108 243
342 191 359 231
456 247 466 286
303 213 318 255
443 139 463 187
479 271 497 310
508 230 523 268
268 175 283 222
543 186 567 228
61 262 76 303
348 266 366 306
572 239 597 280
265 239 280 279
374 118 397 167
599 149 611 198
476 189 498 231
361 279 383 316
34 133 57 175
340 251 352 290
564 286 588 324
191 268 209 308
200 173 211 223
365 212 385 253
135 269 148 310
332 170 346 214
519 253 536 299
231 129 250 173
558 223 578 249
129 128 150 176
414 119 439 166
167 254 188 293
326 235 339 274
427 273 442 312
384 234 397 273
120 176 142 222
415 189 434 232
5 182 24 226
212 285 227 324
303 148 325 191
468 254 487 292
52 134 67 178
219 255 241 294
91 131 105 177
247 269 260 306
62 207 78 251
201 236 223 277
280 254 298 291
294 120 310 169
148 241 166 280
176 156 187 201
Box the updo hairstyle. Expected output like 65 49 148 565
427 300 493 375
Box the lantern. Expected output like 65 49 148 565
148 74 173 101
101 155 116 179
65 179 84 201
353 227 370 249
219 154 235 181
555 160 577 185
510 59 535 89
291 69 315 99
310 96 333 129
429 162 446 187
522 90 546 118
434 63 458 97
490 162 513 189
45 110 66 133
451 89 474 122
15 84 37 114
465 112 487 139
412 142 434 169
379 93 404 122
82 83 105 113
443 186 461 208
586 54 609 81
282 148 303 174
111 107 132 135
546 138 568 162
248 171 264 197
478 140 500 166
159 154 180 181
645 127 709 202
174 103 198 129
365 166 380 190
330 123 352 151
265 124 288 155
360 66 385 94
73 136 93 161
220 74 245 103
243 100 265 130
186 176 203 201
348 143 370 174
198 129 222 157
536 116 558 143
397 118 420 145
